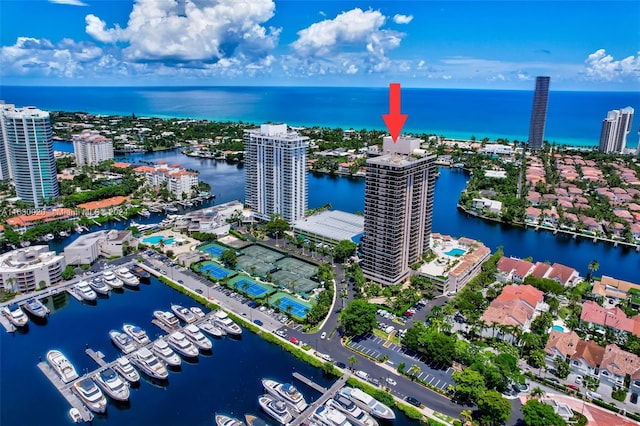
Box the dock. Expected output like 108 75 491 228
289 373 351 426
151 319 177 334
66 288 83 302
85 348 107 367
0 314 16 333
293 372 328 393
37 362 94 423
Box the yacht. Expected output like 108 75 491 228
130 347 169 380
153 310 180 329
89 278 111 296
139 209 151 218
68 407 82 423
167 331 199 358
311 403 353 426
258 395 293 425
198 321 224 337
262 379 307 413
329 395 378 426
183 324 213 351
102 270 124 289
3 304 28 327
215 414 245 426
171 304 197 323
114 357 140 383
130 266 151 282
115 268 140 287
59 230 69 238
43 233 55 241
244 414 270 426
94 367 130 401
164 204 179 213
23 298 49 318
190 306 206 318
338 388 395 421
74 281 97 301
123 324 151 345
109 330 137 354
152 339 182 367
73 378 108 413
46 350 79 383
212 310 242 335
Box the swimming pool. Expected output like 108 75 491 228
142 236 164 245
551 325 565 332
445 248 466 257
164 238 175 245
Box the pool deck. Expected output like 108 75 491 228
137 229 199 256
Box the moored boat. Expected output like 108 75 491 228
258 394 293 425
23 298 49 318
68 408 82 423
109 330 137 354
183 324 212 351
115 268 140 287
3 304 29 327
103 270 124 289
74 281 97 301
338 387 395 421
190 306 206 318
152 338 182 367
311 403 353 426
171 303 196 323
130 265 151 282
244 414 270 426
123 324 151 345
46 349 79 383
130 347 168 380
94 367 130 401
167 331 199 358
199 321 224 337
89 278 111 295
328 395 378 426
215 414 245 426
73 378 107 413
114 357 140 383
262 378 307 413
153 310 180 329
213 310 242 335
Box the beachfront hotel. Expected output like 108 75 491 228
598 107 634 154
72 129 114 166
360 136 436 285
244 123 309 222
527 76 550 149
0 104 60 207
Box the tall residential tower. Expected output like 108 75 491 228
527 76 550 149
244 124 308 222
360 137 436 285
598 107 634 154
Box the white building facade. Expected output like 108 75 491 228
0 246 65 292
64 230 133 265
599 107 634 153
72 130 114 166
134 162 199 200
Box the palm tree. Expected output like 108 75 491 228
408 364 421 381
530 386 545 399
588 260 599 282
347 355 357 371
460 410 473 426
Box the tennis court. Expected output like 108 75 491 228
271 270 318 294
198 262 234 280
230 277 274 298
241 245 285 263
269 293 312 319
275 257 317 278
199 242 228 258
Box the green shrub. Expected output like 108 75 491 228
611 388 627 402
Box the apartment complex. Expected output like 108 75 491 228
244 123 309 222
360 136 436 285
72 129 114 166
0 245 65 292
64 230 133 265
527 76 551 149
133 161 199 200
0 103 60 207
598 107 634 154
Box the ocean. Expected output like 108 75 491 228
3 86 640 148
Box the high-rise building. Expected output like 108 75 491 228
528 76 551 149
244 124 308 222
0 102 15 180
360 137 436 285
598 107 634 154
72 129 114 166
1 106 60 207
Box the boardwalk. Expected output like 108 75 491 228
292 372 327 393
37 362 94 423
289 373 351 426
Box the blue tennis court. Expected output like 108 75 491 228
203 245 225 257
200 263 230 280
234 279 269 298
275 296 310 318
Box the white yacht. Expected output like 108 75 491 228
43 233 55 241
171 304 196 323
23 298 49 318
3 304 29 327
73 378 108 413
329 395 378 426
94 367 130 401
338 388 395 421
59 230 69 238
213 310 242 335
89 278 111 296
190 306 206 318
199 321 224 337
215 414 245 426
46 350 79 383
74 281 97 301
130 347 169 380
167 331 199 358
122 324 151 345
262 379 307 413
114 357 140 383
139 209 151 218
103 270 124 289
311 403 353 426
258 395 293 425
115 268 140 287
183 324 213 351
109 330 137 354
153 310 181 329
152 339 182 367
69 408 82 423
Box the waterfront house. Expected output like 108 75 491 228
526 191 541 206
580 300 640 338
592 276 640 302
471 198 502 215
495 257 534 283
525 207 542 224
547 263 580 286
530 262 552 279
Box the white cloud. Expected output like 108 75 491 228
345 64 358 74
393 14 413 25
49 0 87 6
584 49 640 82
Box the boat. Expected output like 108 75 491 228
258 394 293 425
2 304 29 327
338 388 395 421
215 414 245 426
74 281 97 301
198 321 224 337
129 347 169 380
94 367 130 401
329 395 378 426
109 330 137 354
167 331 199 358
102 270 124 289
152 338 182 367
43 233 54 241
123 324 151 345
190 306 206 318
153 310 180 329
114 357 140 383
311 403 353 426
213 310 242 335
130 266 151 282
244 414 270 426
115 268 140 287
89 278 111 295
262 379 307 413
139 209 151 218
68 408 82 423
46 350 79 383
59 231 69 238
183 324 213 351
72 378 108 413
171 303 197 323
164 205 179 213
22 298 49 318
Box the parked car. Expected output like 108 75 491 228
334 362 347 369
631 393 638 404
386 377 397 386
355 370 369 380
566 384 579 391
290 337 299 345
586 391 602 400
405 396 422 407
253 319 263 326
320 332 327 339
575 375 583 385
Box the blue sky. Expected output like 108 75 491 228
1 0 638 90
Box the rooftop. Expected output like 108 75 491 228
292 210 364 243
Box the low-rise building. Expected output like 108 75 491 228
600 344 640 389
544 330 581 361
64 230 133 265
292 210 364 248
133 162 199 200
495 257 535 283
471 198 502 214
480 284 544 339
0 246 65 292
592 275 640 301
580 300 640 338
570 339 605 378
173 200 243 236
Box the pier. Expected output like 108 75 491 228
289 373 351 426
85 348 107 367
0 314 16 333
66 288 83 302
292 372 327 393
37 362 94 423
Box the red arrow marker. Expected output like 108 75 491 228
382 83 408 143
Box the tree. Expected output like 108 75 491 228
452 368 486 404
554 358 570 379
220 249 237 268
61 265 76 280
477 390 511 425
347 355 358 370
587 259 599 282
530 387 545 399
522 400 566 426
265 214 289 238
333 240 357 262
340 300 377 337
408 364 421 381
